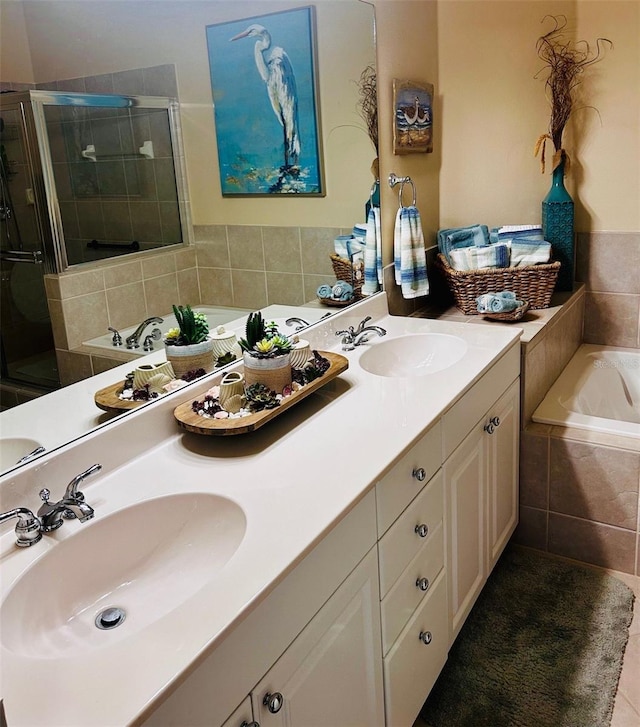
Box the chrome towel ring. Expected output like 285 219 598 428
388 173 416 207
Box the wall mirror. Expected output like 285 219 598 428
0 0 380 476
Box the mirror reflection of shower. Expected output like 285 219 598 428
0 97 56 398
0 90 188 404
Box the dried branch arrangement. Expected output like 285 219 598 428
357 64 378 156
534 15 612 172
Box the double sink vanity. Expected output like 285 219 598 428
0 294 522 727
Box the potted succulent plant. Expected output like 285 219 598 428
163 304 215 377
239 311 293 393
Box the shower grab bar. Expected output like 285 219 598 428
87 240 140 252
0 249 43 264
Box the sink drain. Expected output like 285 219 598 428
95 606 126 630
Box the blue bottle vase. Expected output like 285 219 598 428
542 157 574 292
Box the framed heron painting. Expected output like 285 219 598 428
392 79 434 154
206 6 324 196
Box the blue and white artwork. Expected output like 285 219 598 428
206 7 323 196
393 80 434 154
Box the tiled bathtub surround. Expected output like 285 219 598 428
517 423 640 576
576 231 640 348
44 246 198 385
194 224 347 310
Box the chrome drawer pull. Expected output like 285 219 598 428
263 692 284 713
415 523 429 538
241 722 260 727
412 467 426 482
419 630 432 645
416 577 430 592
483 416 500 434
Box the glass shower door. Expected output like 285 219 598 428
0 101 58 391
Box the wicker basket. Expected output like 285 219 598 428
330 254 364 299
436 253 560 315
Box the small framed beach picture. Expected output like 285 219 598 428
392 79 434 154
206 6 324 196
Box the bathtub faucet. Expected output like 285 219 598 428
126 317 163 349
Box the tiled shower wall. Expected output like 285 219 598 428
576 231 640 348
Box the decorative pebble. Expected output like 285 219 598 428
214 411 229 419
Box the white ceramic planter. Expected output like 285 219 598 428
243 352 292 393
165 338 215 378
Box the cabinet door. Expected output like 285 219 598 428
222 698 255 727
251 548 384 727
444 423 486 642
486 379 519 571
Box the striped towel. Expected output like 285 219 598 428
509 239 552 267
449 243 510 271
394 205 429 299
362 206 382 295
437 225 490 264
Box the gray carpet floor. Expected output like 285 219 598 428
421 546 635 727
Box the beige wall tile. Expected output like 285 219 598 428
231 270 267 309
266 272 305 306
522 334 548 424
548 513 636 574
106 282 148 330
57 269 105 299
195 240 230 269
47 298 69 350
549 438 639 530
44 275 61 300
584 292 640 347
103 260 143 289
91 355 128 375
300 228 339 276
174 247 197 271
56 349 93 386
514 506 547 550
576 232 640 294
61 291 109 349
177 268 201 305
198 268 233 307
519 430 549 509
263 226 302 274
194 224 227 244
143 273 179 314
228 226 264 271
142 252 176 279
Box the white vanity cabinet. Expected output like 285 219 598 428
249 548 384 727
443 349 520 641
374 424 449 727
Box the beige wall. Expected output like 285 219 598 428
0 0 34 83
14 0 376 229
434 0 638 233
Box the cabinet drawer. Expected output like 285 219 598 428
380 523 444 655
442 343 519 459
376 422 441 536
378 470 443 597
383 569 448 727
221 697 253 727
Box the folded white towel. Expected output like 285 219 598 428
448 243 510 271
362 206 382 295
394 205 429 299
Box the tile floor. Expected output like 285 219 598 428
414 565 640 727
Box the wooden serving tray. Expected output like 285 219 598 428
94 381 148 414
174 351 349 436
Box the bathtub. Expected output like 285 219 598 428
82 304 328 357
532 344 640 438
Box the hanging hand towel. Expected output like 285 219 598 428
362 205 382 295
394 205 429 299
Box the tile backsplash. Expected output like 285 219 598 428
576 231 640 348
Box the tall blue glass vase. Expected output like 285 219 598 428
542 157 574 291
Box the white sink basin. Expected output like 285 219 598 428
358 333 468 377
0 437 43 469
1 493 246 658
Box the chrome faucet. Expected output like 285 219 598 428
125 317 163 349
37 463 101 532
336 316 387 350
15 445 46 465
285 316 310 331
0 507 42 547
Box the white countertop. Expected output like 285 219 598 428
0 296 521 726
